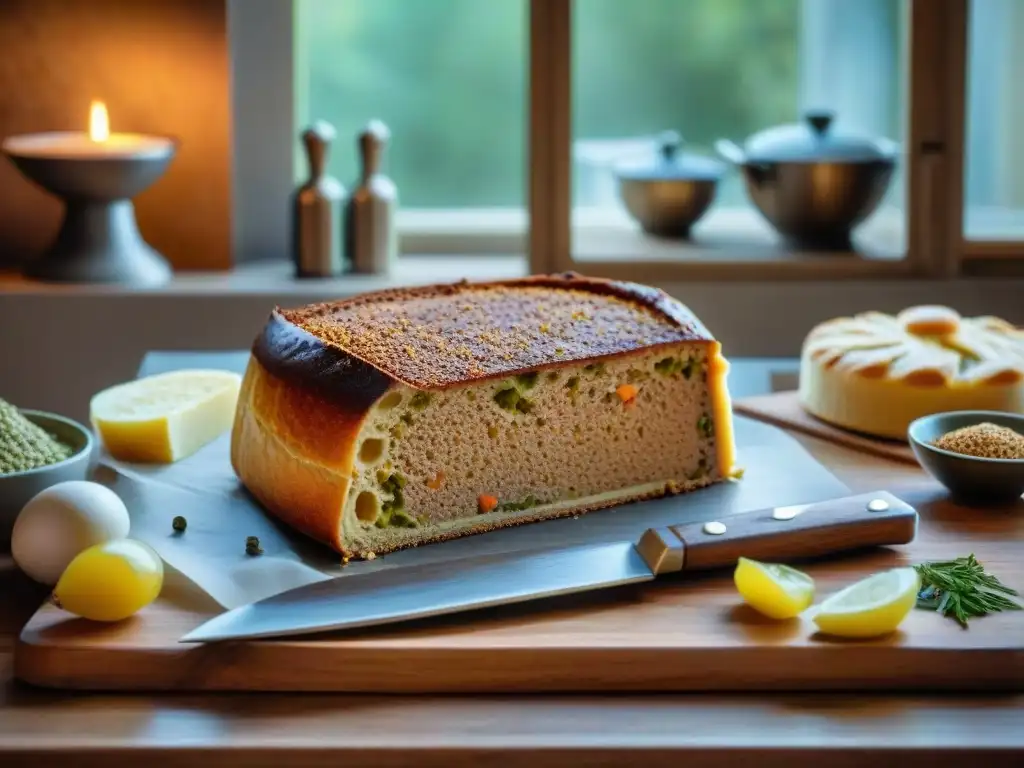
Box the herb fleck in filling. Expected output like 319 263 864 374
654 356 680 376
494 385 521 411
515 372 539 390
688 457 709 480
376 471 417 528
409 392 433 410
494 378 536 414
498 495 542 513
655 356 700 379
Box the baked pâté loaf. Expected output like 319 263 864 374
800 304 1024 440
230 273 737 559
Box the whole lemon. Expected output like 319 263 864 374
53 538 164 622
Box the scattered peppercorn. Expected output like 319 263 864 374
931 422 1024 460
245 536 264 556
172 516 187 533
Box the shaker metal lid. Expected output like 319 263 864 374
616 131 725 182
741 111 897 164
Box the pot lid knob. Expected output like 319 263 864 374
743 109 897 164
805 110 834 136
615 129 723 181
657 130 683 163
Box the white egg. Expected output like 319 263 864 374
11 480 131 585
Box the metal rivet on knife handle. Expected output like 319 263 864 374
772 507 799 521
867 498 890 512
702 521 727 536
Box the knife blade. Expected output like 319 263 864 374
180 490 917 643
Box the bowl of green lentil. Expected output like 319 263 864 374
1 399 95 550
908 410 1024 506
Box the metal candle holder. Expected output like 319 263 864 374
2 133 177 286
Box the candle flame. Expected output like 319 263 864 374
89 100 110 143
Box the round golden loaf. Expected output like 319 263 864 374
799 305 1024 439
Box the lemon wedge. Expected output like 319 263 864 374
734 556 816 619
90 369 242 463
812 567 921 638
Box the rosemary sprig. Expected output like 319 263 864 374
914 554 1022 628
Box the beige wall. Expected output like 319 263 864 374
0 0 232 270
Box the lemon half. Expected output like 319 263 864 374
812 567 921 638
734 557 816 619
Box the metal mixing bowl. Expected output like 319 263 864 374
615 131 726 239
715 111 898 250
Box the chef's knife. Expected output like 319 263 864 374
180 490 917 643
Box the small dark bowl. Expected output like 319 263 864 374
618 176 720 239
907 410 1024 506
0 410 96 550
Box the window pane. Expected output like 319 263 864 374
964 0 1024 240
571 0 908 261
296 0 526 208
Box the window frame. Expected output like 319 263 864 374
232 0 1024 276
530 0 1003 280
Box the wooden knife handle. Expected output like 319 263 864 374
634 491 918 576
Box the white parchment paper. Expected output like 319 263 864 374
89 416 849 612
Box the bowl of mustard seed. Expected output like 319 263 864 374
0 398 95 549
908 410 1024 506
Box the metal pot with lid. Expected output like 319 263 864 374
715 111 899 250
615 130 726 239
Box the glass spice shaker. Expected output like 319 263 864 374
344 119 398 275
291 120 345 278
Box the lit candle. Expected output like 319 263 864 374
1 100 174 160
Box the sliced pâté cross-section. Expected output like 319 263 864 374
231 273 738 559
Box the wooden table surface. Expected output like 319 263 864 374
0 355 1021 767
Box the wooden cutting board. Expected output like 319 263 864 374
13 422 1024 695
735 390 918 464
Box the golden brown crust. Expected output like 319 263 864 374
253 310 394 411
231 357 367 552
255 273 715 397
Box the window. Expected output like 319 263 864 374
964 0 1024 251
570 0 907 265
295 0 527 255
234 0 1024 280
